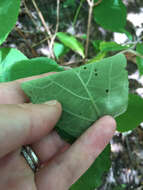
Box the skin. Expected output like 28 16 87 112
0 73 116 190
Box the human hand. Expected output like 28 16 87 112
0 74 116 190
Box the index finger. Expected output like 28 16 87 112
0 72 55 104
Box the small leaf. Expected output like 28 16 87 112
70 145 111 190
56 32 85 58
116 93 143 132
100 41 131 52
136 43 143 76
86 52 106 64
0 0 20 44
92 40 102 53
54 42 69 59
2 57 64 82
21 54 128 141
93 0 127 32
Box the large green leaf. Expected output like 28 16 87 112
70 145 111 190
136 43 143 76
93 0 127 32
116 93 143 132
21 54 128 141
0 0 20 44
2 57 64 82
56 32 85 58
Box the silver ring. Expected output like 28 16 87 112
21 145 39 172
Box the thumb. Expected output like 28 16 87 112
0 100 61 158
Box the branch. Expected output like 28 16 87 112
31 0 52 38
94 0 102 6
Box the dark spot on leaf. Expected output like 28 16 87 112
94 68 97 72
83 67 87 70
95 73 98 76
106 89 109 93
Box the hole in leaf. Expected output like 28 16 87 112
83 66 87 70
106 89 109 93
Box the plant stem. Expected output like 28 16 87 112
31 0 56 58
49 0 60 58
85 0 94 58
73 0 85 26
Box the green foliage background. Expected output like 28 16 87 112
0 0 143 189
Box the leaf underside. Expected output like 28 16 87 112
22 54 128 142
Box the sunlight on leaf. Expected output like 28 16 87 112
56 32 85 58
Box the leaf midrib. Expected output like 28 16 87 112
73 69 101 117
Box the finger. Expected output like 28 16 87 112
0 72 55 104
0 101 61 158
31 131 70 164
36 116 116 190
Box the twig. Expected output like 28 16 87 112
73 0 85 26
31 0 52 38
121 49 143 59
49 0 60 58
23 0 38 29
32 37 50 48
94 0 102 6
85 0 94 58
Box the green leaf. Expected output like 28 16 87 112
0 0 20 45
136 43 143 76
100 41 131 52
0 48 27 82
116 93 143 132
2 57 64 82
54 42 69 59
92 40 102 53
86 52 106 64
93 0 127 32
21 54 128 141
0 48 27 68
56 32 85 58
70 145 111 190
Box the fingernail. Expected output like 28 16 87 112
44 100 58 106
